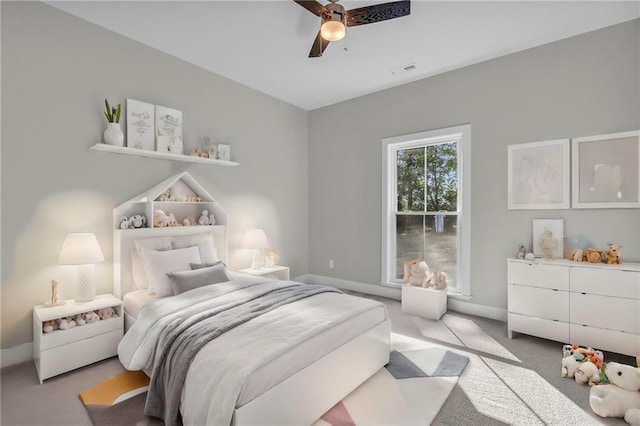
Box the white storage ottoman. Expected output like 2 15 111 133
401 285 447 320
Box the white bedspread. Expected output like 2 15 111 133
118 277 387 425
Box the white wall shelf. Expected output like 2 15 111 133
90 143 239 166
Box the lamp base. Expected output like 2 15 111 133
76 264 96 302
250 249 266 270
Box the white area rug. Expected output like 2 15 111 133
313 334 469 426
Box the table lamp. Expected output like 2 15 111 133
58 233 104 302
242 229 269 269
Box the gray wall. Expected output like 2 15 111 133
1 2 309 349
308 20 640 311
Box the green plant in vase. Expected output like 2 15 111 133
103 98 124 146
104 99 121 123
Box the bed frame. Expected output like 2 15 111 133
114 226 391 425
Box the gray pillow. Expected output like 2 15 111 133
167 262 232 295
190 261 225 270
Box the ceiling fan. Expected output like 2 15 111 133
294 0 410 57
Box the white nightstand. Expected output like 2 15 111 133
33 294 123 384
238 266 290 281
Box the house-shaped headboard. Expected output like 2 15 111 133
112 172 228 298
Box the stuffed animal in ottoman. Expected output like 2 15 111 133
590 357 640 425
97 307 116 320
403 259 431 287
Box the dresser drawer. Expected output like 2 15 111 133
508 313 569 343
571 267 640 299
507 261 569 290
40 316 123 351
570 324 640 357
39 329 122 381
570 293 639 334
508 284 569 321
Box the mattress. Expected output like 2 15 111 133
123 289 158 319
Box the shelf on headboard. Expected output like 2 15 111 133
90 143 239 166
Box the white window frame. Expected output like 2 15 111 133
381 124 471 297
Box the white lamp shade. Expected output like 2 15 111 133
241 229 270 249
58 233 104 265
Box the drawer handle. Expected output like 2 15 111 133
552 289 558 292
582 292 586 295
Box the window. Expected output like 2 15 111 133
382 125 471 296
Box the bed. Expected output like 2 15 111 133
114 226 391 426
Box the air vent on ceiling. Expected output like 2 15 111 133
390 63 417 75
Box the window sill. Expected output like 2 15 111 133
381 281 471 299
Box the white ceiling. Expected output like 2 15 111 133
48 1 639 111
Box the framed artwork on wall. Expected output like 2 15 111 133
217 144 230 161
156 105 183 154
507 139 570 210
532 219 564 259
126 99 155 150
572 130 640 209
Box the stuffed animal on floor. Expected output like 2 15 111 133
561 344 605 382
575 361 603 386
403 259 431 287
590 357 640 425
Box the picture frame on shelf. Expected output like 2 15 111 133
571 130 640 209
507 139 570 210
532 219 564 259
126 99 155 150
157 135 183 155
155 105 182 152
217 144 230 161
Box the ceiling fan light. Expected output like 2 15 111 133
321 21 346 42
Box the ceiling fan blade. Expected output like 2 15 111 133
346 0 410 27
294 0 328 17
309 30 331 57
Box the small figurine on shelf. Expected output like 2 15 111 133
516 245 527 259
44 280 64 307
198 210 212 225
119 216 129 229
127 214 147 229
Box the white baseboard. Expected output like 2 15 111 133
1 342 33 368
448 297 507 321
296 274 507 322
295 274 401 300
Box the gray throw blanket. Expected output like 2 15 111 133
144 282 342 426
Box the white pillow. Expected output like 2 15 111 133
131 250 149 290
131 237 172 290
134 236 172 253
171 233 218 264
139 246 202 297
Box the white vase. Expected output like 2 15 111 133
104 122 124 146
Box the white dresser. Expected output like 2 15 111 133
507 258 640 356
